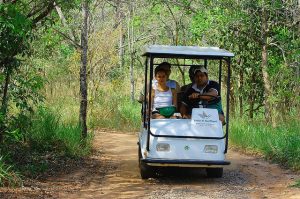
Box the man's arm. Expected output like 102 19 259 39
198 89 218 100
180 103 190 119
188 89 218 101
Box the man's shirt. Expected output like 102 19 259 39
182 80 223 114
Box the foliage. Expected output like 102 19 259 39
0 105 92 186
1 61 45 144
89 83 141 131
230 117 300 170
28 106 92 157
291 179 300 188
47 79 141 132
0 156 22 187
188 0 300 121
0 0 299 187
0 4 32 65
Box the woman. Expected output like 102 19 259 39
151 67 177 119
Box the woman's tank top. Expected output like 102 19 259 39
152 79 176 89
153 88 173 111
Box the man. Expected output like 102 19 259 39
180 66 225 123
138 62 180 103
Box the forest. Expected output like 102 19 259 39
0 0 299 187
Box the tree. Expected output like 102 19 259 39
79 0 89 138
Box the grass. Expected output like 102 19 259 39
28 106 92 157
87 81 141 132
230 117 300 170
0 156 22 187
0 106 92 186
46 81 142 132
291 179 300 188
89 92 141 132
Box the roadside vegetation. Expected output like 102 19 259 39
230 116 300 170
0 106 92 186
292 180 300 188
0 0 299 187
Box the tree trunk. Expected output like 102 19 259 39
0 69 10 143
128 3 135 102
79 0 88 138
239 68 244 117
249 95 254 119
229 70 235 116
249 72 255 119
116 1 125 69
119 28 125 69
1 69 10 115
54 2 76 42
261 4 275 126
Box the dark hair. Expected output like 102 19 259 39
157 62 171 69
188 65 199 82
189 65 207 82
154 67 166 76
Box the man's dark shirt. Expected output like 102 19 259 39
181 80 221 115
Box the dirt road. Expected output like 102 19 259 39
1 130 300 198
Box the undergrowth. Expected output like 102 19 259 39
291 179 300 188
230 117 300 170
0 156 22 187
0 106 92 186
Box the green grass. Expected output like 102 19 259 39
0 156 22 187
230 117 300 170
291 179 300 188
0 106 92 186
89 93 141 131
29 106 92 157
74 81 142 132
45 81 142 132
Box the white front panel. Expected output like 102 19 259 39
139 108 226 162
150 119 223 138
139 130 226 161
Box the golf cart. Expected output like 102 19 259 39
138 45 234 179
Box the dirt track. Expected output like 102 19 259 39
1 130 300 199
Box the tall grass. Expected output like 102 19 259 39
0 156 22 187
29 107 92 157
0 106 92 186
230 117 300 170
46 80 142 132
89 91 141 131
291 179 300 188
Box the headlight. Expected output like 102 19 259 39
156 143 170 151
204 145 218 153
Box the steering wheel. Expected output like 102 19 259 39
195 94 221 106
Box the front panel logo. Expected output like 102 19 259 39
198 111 211 119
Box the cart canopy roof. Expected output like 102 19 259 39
143 45 234 59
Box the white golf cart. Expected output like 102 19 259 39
138 45 234 179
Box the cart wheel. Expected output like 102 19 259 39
206 168 223 178
138 145 156 179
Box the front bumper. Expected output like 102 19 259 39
142 158 230 168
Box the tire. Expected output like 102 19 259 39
206 168 223 178
138 145 156 179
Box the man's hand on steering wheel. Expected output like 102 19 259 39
188 93 217 100
188 93 201 99
188 93 220 105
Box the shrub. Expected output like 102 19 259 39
0 156 22 187
230 117 300 170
